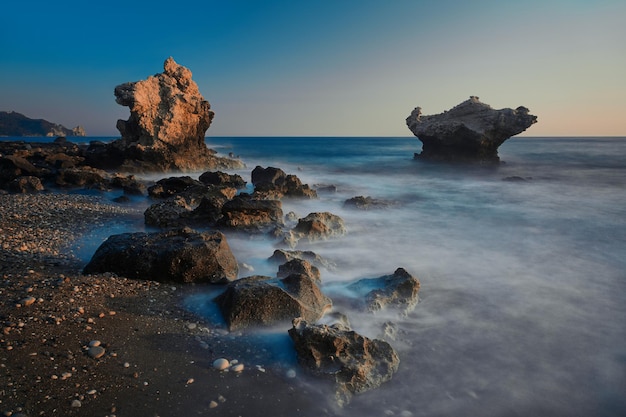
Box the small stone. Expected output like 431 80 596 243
71 399 82 408
231 363 244 372
88 346 105 359
212 358 230 370
87 389 97 395
123 362 130 368
209 401 218 408
186 378 194 385
286 369 297 378
187 323 197 330
88 340 101 347
20 296 36 307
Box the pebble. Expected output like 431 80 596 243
88 346 106 359
71 399 82 408
88 340 101 347
212 358 230 370
286 369 297 378
209 401 218 408
87 389 97 395
20 296 36 306
231 363 244 372
186 323 197 330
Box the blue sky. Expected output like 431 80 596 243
2 0 625 136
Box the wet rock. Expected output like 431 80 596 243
344 196 395 210
219 194 284 232
288 317 400 406
251 166 317 199
284 212 346 246
215 274 331 331
83 228 238 283
268 249 336 270
277 259 321 283
406 96 537 163
148 176 203 199
199 171 246 189
348 268 420 312
144 196 194 228
87 345 106 359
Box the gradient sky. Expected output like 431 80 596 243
2 0 625 137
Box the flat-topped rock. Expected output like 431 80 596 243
406 96 537 163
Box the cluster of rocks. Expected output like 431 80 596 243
406 96 537 163
80 163 419 402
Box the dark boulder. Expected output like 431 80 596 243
406 96 537 163
219 193 284 231
251 166 317 199
269 249 336 271
148 176 202 198
282 212 346 246
277 259 321 283
215 274 331 331
288 318 400 406
344 196 396 210
55 167 111 190
199 170 246 189
8 176 45 193
83 228 238 284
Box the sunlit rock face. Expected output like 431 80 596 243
87 57 242 172
406 96 537 163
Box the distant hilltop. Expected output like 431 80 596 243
0 111 86 137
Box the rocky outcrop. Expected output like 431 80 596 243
215 274 331 331
268 249 336 271
85 57 243 172
251 166 317 199
288 318 400 406
219 194 284 232
277 258 321 283
83 228 238 284
406 96 537 162
0 111 85 137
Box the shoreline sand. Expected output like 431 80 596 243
0 193 332 417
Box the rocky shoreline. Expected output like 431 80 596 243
0 193 334 417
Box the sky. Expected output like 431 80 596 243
1 0 625 137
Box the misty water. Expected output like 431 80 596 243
77 136 626 416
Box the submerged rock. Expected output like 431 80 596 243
219 194 284 232
251 166 317 199
406 96 537 163
83 228 238 283
288 318 400 406
343 195 396 210
282 212 347 247
268 249 336 271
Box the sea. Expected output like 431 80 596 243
6 136 626 416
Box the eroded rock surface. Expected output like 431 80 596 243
288 318 400 406
406 96 537 162
349 268 420 312
86 57 243 172
251 166 317 199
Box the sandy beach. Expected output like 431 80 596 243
0 193 330 417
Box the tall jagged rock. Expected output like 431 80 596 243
86 57 243 172
406 96 537 163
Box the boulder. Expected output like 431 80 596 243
148 176 202 198
215 274 331 331
343 196 396 210
144 196 193 228
268 249 336 271
348 268 420 312
277 259 321 283
406 96 537 162
86 57 243 172
251 166 317 199
283 212 346 246
288 318 400 406
55 167 111 190
199 171 247 189
83 228 238 284
8 176 45 193
219 193 284 231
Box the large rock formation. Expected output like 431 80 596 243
288 318 400 406
406 96 537 162
86 57 243 172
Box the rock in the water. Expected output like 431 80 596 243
284 212 346 246
8 176 44 193
83 228 238 283
268 249 336 271
199 171 247 189
406 96 537 163
214 274 331 331
251 166 317 199
288 318 400 406
86 57 243 172
348 268 420 312
277 259 321 283
343 196 395 210
219 194 284 232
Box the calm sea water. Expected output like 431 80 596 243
7 136 626 416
